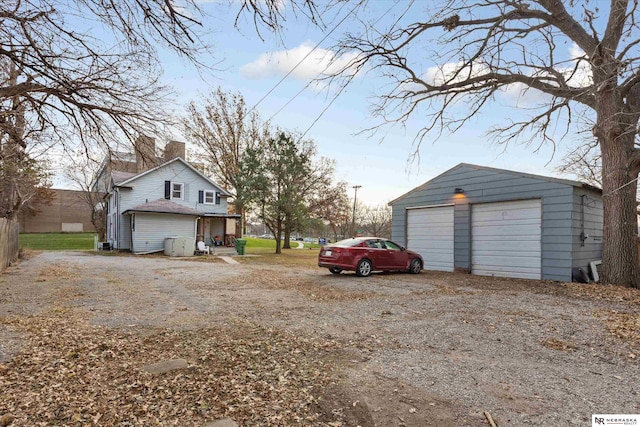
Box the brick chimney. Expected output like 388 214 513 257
134 135 156 173
164 140 186 162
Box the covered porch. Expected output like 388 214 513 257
196 213 241 249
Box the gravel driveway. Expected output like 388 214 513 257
1 251 639 426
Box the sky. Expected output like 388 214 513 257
54 0 592 206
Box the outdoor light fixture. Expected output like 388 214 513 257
454 187 464 194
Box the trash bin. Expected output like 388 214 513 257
235 238 247 255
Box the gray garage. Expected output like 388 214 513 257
390 163 603 281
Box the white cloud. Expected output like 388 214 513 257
563 43 592 88
423 60 490 86
241 41 360 83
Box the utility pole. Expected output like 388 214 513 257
351 185 362 238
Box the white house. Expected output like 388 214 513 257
102 138 239 254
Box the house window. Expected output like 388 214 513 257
172 182 184 200
199 190 220 205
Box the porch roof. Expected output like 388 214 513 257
123 199 201 216
202 213 241 219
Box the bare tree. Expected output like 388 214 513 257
300 1 640 287
0 0 294 220
63 153 106 239
182 88 269 235
0 0 215 152
557 143 602 188
0 59 53 219
309 181 351 242
359 204 391 239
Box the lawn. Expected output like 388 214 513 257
16 234 322 267
19 233 96 250
242 237 322 268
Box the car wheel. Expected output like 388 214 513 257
409 258 422 274
329 267 342 274
356 259 372 277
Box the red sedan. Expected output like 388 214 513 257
318 237 423 277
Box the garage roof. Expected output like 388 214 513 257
389 163 601 205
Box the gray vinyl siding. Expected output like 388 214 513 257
571 188 604 270
391 164 603 282
117 189 132 250
120 215 131 250
132 213 195 254
118 161 228 217
110 160 229 251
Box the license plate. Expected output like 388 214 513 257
324 250 332 256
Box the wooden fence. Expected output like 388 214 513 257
0 218 19 272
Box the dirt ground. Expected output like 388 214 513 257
1 251 639 426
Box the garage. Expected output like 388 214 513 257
407 206 454 271
471 199 542 279
389 163 603 282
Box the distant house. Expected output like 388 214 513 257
390 163 603 282
100 137 239 254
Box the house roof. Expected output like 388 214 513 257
114 157 231 197
122 199 202 216
112 171 137 185
389 162 602 205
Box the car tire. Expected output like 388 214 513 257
409 258 422 274
356 259 372 277
329 267 342 274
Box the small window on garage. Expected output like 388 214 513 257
204 190 215 204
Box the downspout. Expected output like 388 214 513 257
130 213 135 252
115 188 120 249
580 194 586 247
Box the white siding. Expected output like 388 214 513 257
472 199 542 279
132 213 196 254
112 159 229 252
118 160 228 217
407 206 454 271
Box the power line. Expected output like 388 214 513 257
263 1 402 129
247 1 362 116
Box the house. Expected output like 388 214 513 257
389 163 603 281
101 137 239 254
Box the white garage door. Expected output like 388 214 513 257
407 206 454 271
472 199 542 279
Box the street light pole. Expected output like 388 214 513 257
351 185 362 238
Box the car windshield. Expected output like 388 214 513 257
330 238 365 248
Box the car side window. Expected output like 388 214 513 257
366 240 382 249
384 241 401 251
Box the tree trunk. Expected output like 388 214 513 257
600 137 640 287
282 227 291 249
234 201 245 238
274 220 282 254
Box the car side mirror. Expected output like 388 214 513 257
401 246 406 251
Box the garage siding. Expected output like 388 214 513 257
132 213 196 254
406 206 454 271
390 164 593 282
571 188 604 270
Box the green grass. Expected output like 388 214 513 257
17 234 322 253
240 237 321 268
19 233 97 250
243 237 322 254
